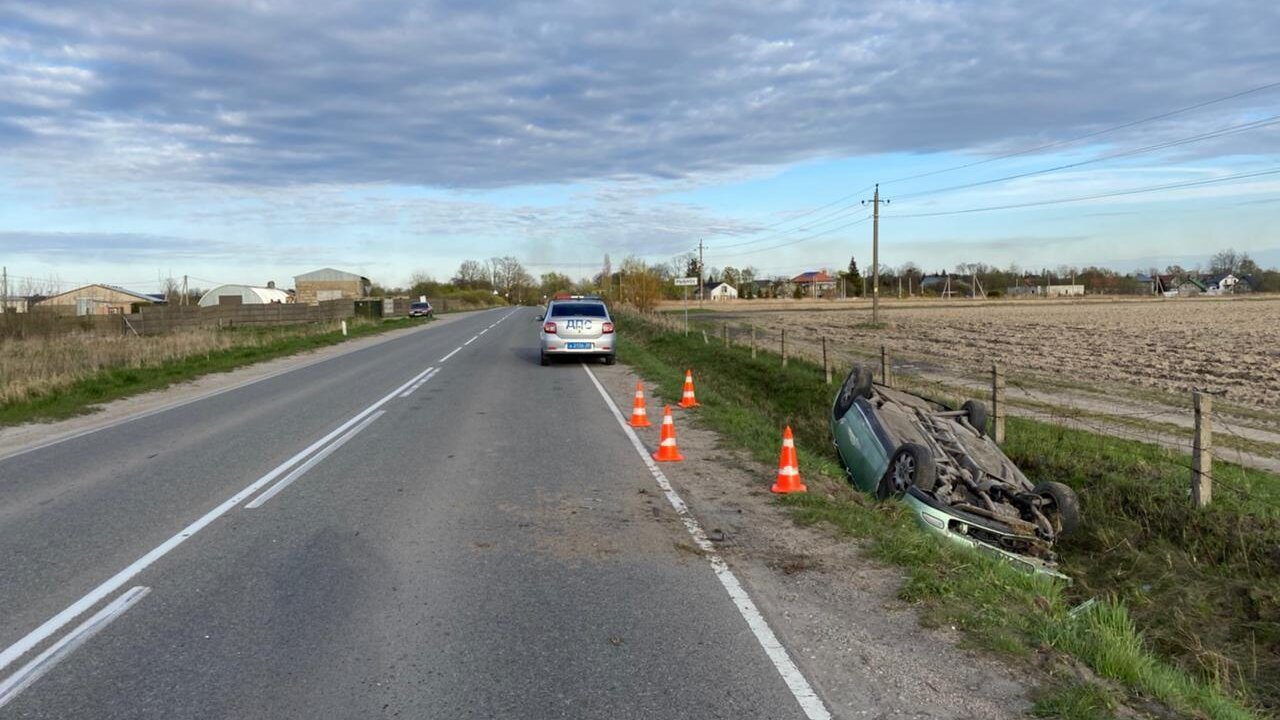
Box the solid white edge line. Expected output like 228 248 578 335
245 410 385 509
439 347 462 363
463 336 477 345
582 365 832 720
0 364 435 674
0 586 151 709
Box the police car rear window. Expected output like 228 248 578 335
550 302 607 318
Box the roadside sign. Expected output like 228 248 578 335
674 277 698 287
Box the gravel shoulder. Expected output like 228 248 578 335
593 362 1035 719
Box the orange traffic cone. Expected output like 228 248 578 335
678 369 699 408
771 426 806 494
652 406 684 462
629 382 652 428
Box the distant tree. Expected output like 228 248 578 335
452 260 491 289
539 272 573 298
684 255 702 282
1210 248 1242 275
792 284 804 299
739 266 756 298
720 266 741 288
841 257 864 297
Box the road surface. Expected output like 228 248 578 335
0 308 829 718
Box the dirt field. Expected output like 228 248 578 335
698 296 1280 410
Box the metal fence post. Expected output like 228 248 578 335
751 326 757 359
781 328 788 367
880 346 891 387
723 322 729 347
1192 391 1212 507
992 363 1005 444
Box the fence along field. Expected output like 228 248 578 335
636 303 1280 713
672 295 1280 475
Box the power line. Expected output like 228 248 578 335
715 213 873 258
710 183 877 249
884 167 1280 219
893 113 1280 201
880 78 1280 187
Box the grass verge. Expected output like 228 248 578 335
0 317 429 426
617 309 1271 720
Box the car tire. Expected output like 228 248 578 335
540 353 550 367
1033 481 1081 536
961 399 988 436
833 366 874 418
603 354 616 365
877 443 938 499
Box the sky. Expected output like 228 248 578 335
1 0 1278 294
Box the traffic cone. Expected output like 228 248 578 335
771 426 807 494
678 369 699 408
629 382 652 428
652 406 684 462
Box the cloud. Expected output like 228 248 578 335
1 0 1277 189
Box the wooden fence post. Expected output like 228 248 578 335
1192 391 1212 507
723 322 729 347
992 363 1005 444
751 326 757 359
781 328 788 367
880 346 891 387
822 336 832 384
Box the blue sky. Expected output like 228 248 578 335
1 0 1278 293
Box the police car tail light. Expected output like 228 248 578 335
602 322 614 334
543 321 557 334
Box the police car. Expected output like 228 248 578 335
537 296 615 366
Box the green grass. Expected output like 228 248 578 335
616 309 1269 720
0 317 426 426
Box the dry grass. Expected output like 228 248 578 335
0 322 346 406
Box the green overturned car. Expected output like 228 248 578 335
830 366 1080 579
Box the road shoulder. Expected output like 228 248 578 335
591 362 1034 719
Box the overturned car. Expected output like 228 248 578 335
830 366 1080 578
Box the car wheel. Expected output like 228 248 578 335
877 443 937 499
540 352 550 367
961 399 988 436
1033 481 1081 536
833 366 874 418
603 354 616 365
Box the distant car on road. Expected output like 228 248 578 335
408 300 433 318
538 297 615 366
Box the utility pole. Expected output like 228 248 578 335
698 239 705 309
861 184 889 324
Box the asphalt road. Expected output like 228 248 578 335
0 307 827 718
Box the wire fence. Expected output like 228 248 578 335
644 310 1280 512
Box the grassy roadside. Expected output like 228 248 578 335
618 310 1271 720
0 317 429 426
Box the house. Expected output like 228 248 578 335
1044 284 1085 297
37 284 166 315
1203 273 1242 295
791 270 837 297
293 268 371 305
198 281 293 307
702 281 738 301
0 296 31 313
1175 278 1208 296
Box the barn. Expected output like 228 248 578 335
198 282 293 307
293 268 371 305
38 284 165 315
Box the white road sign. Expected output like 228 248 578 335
673 277 699 287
